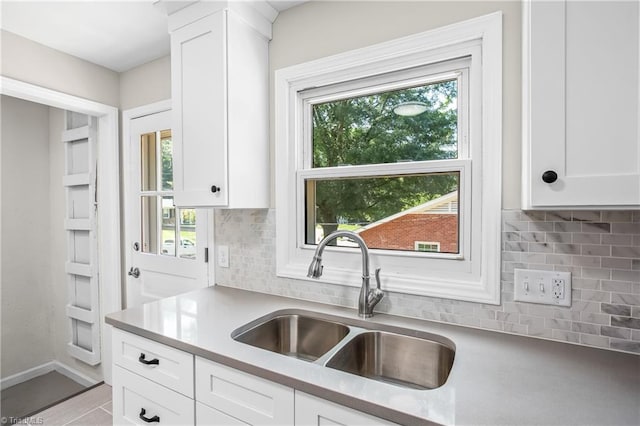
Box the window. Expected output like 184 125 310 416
275 13 502 304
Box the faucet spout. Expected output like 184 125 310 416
307 230 384 318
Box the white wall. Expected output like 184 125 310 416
119 55 171 111
270 0 522 208
0 30 120 107
1 95 55 378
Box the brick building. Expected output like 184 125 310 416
357 192 458 253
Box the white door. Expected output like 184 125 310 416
125 110 209 308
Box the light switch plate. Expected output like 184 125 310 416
514 269 571 307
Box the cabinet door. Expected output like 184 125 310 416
294 392 397 426
195 357 294 425
171 10 228 207
196 401 249 426
523 0 640 209
112 365 194 425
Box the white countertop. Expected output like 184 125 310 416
105 285 640 425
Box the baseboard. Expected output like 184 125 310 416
0 361 99 390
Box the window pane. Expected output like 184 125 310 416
140 132 157 191
141 196 159 253
177 209 197 260
305 172 459 254
160 130 173 191
312 80 458 168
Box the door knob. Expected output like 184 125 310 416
542 170 558 184
211 185 221 193
128 267 140 278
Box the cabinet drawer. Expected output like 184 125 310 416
112 329 194 397
112 365 194 425
195 357 294 425
196 401 248 426
295 391 397 426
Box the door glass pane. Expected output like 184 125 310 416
141 196 159 253
312 79 458 168
161 196 177 257
160 130 173 191
304 172 460 253
140 132 157 191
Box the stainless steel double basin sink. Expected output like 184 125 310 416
231 310 455 390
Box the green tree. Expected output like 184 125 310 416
311 80 459 239
161 138 173 190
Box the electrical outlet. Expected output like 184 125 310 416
514 269 571 307
218 245 229 268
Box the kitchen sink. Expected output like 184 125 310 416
232 313 350 361
232 310 455 390
325 331 455 390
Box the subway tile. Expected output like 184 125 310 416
633 259 640 270
602 234 633 245
503 322 528 334
545 232 573 243
634 235 640 246
581 268 611 280
572 278 600 290
602 280 634 293
529 242 554 253
521 232 546 243
611 269 640 282
578 290 610 303
573 233 601 244
528 325 553 338
611 316 640 330
520 315 545 328
601 326 631 339
571 322 600 335
572 256 601 268
504 221 529 232
545 318 572 330
552 329 580 343
496 311 519 323
502 251 521 262
554 243 581 255
581 222 611 234
503 231 520 242
505 241 528 252
546 211 572 222
571 300 601 313
554 222 582 233
528 304 553 318
611 293 640 306
609 339 640 353
571 211 601 222
580 312 609 325
632 307 640 318
602 211 633 222
580 334 609 348
611 246 640 258
601 257 633 270
521 211 545 221
632 330 640 341
552 308 581 321
546 254 572 265
521 252 546 264
528 221 555 232
633 211 640 223
503 302 529 314
611 222 640 235
581 244 610 257
601 303 632 316
503 210 523 221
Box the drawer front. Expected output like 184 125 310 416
112 365 194 425
112 328 194 397
195 357 294 425
295 391 397 426
196 401 248 426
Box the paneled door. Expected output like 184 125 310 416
125 109 209 308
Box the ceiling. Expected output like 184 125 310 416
0 1 305 73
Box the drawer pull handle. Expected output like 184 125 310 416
138 353 159 365
139 408 160 423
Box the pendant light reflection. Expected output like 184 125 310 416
393 101 428 117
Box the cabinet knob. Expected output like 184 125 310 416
542 170 558 184
211 185 221 193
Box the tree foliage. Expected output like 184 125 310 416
311 80 460 237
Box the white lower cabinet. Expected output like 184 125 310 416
112 330 396 426
113 365 195 425
294 391 397 426
195 357 294 425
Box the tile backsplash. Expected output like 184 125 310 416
214 209 640 354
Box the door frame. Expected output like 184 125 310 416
1 76 121 384
122 100 215 297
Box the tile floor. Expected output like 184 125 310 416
25 384 112 426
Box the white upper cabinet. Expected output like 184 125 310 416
523 0 640 209
169 1 274 208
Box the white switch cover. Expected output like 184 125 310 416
218 245 229 268
514 269 571 307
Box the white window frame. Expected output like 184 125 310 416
275 12 502 304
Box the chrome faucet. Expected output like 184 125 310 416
307 230 384 318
